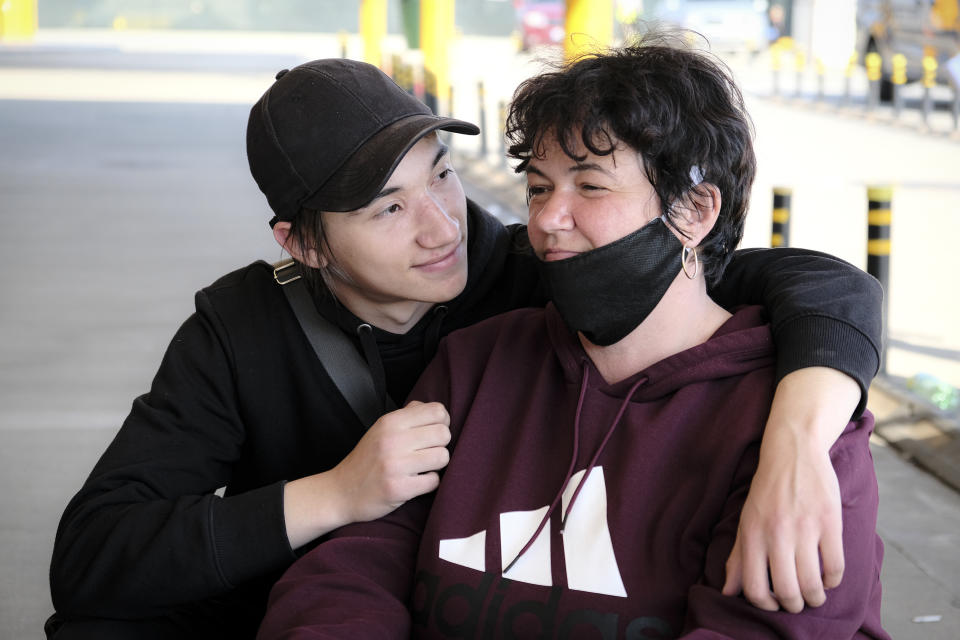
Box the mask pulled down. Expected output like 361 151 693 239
537 217 683 346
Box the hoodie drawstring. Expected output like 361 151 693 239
503 362 647 575
503 361 590 575
560 373 647 532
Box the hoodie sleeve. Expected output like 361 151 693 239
256 495 432 639
679 413 889 639
709 247 882 418
49 290 295 619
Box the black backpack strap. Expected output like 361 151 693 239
274 260 385 429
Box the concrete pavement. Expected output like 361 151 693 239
2 30 959 639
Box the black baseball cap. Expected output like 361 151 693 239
247 58 480 226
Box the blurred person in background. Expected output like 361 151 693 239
260 39 888 638
47 52 881 638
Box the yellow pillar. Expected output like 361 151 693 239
420 0 454 114
360 0 388 68
564 0 613 60
0 0 38 41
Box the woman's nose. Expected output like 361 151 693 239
530 190 574 234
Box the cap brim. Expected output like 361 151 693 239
303 114 479 212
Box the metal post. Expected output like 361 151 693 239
405 63 416 96
565 0 613 60
844 52 857 106
445 84 455 147
771 187 792 248
794 48 806 99
953 84 960 131
421 0 454 116
477 81 488 159
816 58 825 102
892 53 907 118
922 55 938 127
338 31 349 59
360 0 387 68
390 54 402 81
0 0 37 40
865 52 882 112
867 185 892 374
771 44 783 97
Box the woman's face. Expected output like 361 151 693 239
524 135 663 262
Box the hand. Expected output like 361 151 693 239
722 437 843 612
722 367 857 612
332 401 452 523
283 401 451 548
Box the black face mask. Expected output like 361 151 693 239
537 216 682 346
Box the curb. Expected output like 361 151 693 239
869 378 960 494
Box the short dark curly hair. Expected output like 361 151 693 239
506 33 756 285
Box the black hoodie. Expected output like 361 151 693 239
48 200 881 637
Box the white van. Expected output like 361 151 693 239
656 0 772 53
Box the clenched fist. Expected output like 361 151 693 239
283 401 451 548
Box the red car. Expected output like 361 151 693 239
517 1 566 51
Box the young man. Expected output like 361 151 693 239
48 57 881 638
258 41 888 638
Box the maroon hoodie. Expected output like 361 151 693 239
259 305 889 639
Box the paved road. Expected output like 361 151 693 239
1 30 959 639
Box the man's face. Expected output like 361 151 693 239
318 134 469 333
524 135 662 262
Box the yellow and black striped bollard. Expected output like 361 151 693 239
771 187 791 248
922 54 938 126
867 185 892 373
865 51 882 111
892 53 907 118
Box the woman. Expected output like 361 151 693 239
258 40 889 639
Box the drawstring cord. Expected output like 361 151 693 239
503 363 647 574
503 362 590 575
559 374 647 532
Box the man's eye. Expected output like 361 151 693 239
376 203 401 218
437 168 451 180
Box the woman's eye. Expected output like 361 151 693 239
526 185 548 199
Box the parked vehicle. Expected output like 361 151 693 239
856 0 960 99
515 1 565 51
659 0 771 53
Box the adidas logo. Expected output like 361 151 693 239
438 467 627 597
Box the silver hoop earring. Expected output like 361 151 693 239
681 245 699 280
